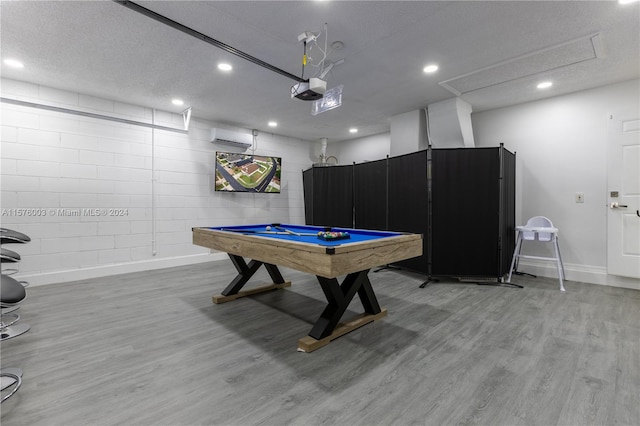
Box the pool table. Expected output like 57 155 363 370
192 224 422 352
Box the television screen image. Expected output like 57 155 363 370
215 152 282 193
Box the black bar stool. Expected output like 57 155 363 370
1 275 30 340
0 274 29 403
0 247 20 262
1 247 21 275
0 228 31 244
1 246 29 291
0 229 30 288
1 367 23 403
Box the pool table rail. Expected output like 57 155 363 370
192 227 423 278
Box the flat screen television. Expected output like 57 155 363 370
214 152 282 193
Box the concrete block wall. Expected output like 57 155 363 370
1 78 312 285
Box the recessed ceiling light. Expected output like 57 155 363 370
3 58 24 69
423 64 439 73
218 63 232 71
618 0 638 4
268 121 278 127
171 99 184 106
537 81 553 89
349 128 358 133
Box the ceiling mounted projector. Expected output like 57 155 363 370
291 77 327 101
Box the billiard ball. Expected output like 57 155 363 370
266 226 272 231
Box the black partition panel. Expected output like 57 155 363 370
354 159 387 230
302 168 314 225
500 148 517 273
303 165 354 228
388 151 428 273
431 148 501 277
302 145 515 281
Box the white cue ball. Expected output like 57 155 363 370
266 226 271 231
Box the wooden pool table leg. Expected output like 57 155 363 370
298 270 387 352
212 254 291 304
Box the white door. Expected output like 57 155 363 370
607 114 640 278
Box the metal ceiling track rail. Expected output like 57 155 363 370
113 0 306 83
0 97 188 134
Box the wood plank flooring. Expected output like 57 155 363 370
1 261 638 425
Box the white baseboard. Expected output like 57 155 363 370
604 275 640 290
13 252 228 287
13 254 640 291
516 259 640 290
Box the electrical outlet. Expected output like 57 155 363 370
575 192 585 203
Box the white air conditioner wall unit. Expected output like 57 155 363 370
210 128 252 149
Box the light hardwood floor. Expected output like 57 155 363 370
1 260 639 426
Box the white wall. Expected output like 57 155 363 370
0 78 314 285
390 109 426 156
473 79 640 288
331 132 390 165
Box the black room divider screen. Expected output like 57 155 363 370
302 145 516 281
387 151 429 273
353 158 387 230
303 164 353 228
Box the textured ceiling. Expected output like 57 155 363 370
1 0 638 143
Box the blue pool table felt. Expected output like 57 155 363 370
210 224 403 247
